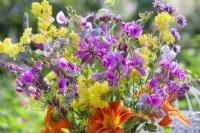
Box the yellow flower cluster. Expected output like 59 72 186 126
58 27 68 37
20 28 32 44
155 12 175 44
69 32 79 45
138 47 154 67
70 77 109 111
0 39 23 57
31 0 52 31
31 34 47 44
138 34 158 49
45 71 57 88
48 25 57 37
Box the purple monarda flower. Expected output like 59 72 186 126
76 33 109 65
164 3 176 14
121 21 143 38
176 15 187 27
170 28 181 41
56 11 68 24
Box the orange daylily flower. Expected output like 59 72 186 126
39 107 72 133
87 100 148 133
154 101 190 127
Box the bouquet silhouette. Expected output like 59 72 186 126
0 0 194 132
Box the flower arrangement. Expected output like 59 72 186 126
0 0 196 132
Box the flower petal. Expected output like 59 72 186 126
54 119 72 130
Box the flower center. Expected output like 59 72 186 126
103 114 120 129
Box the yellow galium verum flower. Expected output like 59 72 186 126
138 34 158 49
69 32 79 45
38 20 51 31
138 47 154 67
31 2 42 17
155 12 175 30
31 34 47 44
58 27 68 37
3 38 20 57
0 41 4 53
20 28 32 44
41 0 52 17
48 25 57 37
155 12 175 44
70 77 109 111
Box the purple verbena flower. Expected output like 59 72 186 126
153 1 165 10
170 28 181 41
176 15 187 27
164 3 176 14
173 44 181 53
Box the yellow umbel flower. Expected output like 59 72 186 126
58 27 68 37
70 77 109 111
32 34 47 44
31 2 42 17
20 28 32 44
138 47 154 66
138 34 158 49
162 31 175 44
155 12 175 31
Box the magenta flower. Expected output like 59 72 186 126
121 21 143 38
19 68 36 86
58 58 68 69
150 94 162 108
149 79 160 89
56 11 68 24
58 78 67 94
76 33 109 64
102 52 125 71
103 71 117 79
28 86 36 95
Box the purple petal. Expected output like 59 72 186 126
58 78 66 89
16 87 24 93
28 86 36 95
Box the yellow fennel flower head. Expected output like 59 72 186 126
38 20 51 31
155 12 175 27
20 28 32 44
31 2 42 17
162 31 175 44
41 0 52 17
138 34 158 49
48 25 57 37
69 32 79 44
58 27 68 37
31 34 47 44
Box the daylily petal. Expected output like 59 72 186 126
110 127 124 133
54 119 72 130
158 102 190 126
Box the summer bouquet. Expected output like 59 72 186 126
0 0 196 132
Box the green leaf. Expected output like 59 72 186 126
104 0 116 7
145 123 157 132
97 9 109 15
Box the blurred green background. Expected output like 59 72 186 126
0 0 200 132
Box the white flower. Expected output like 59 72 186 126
56 11 68 24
